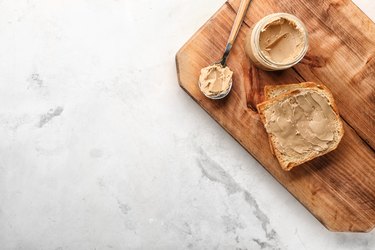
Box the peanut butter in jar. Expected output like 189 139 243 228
245 13 309 71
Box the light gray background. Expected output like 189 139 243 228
0 0 374 249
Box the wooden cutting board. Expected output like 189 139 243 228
176 0 375 232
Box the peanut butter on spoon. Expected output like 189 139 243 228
198 0 252 99
198 64 233 98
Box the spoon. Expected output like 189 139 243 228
198 0 252 99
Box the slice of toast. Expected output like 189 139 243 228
257 82 344 171
263 83 323 157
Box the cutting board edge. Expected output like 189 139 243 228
175 0 375 233
177 52 375 233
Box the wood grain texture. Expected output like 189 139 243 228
229 0 375 150
176 0 375 232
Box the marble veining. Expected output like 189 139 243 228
197 147 281 249
0 0 374 249
39 107 64 128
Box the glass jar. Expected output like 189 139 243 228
245 13 309 71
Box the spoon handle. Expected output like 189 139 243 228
227 0 251 46
220 0 251 66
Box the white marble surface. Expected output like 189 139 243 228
0 0 374 249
